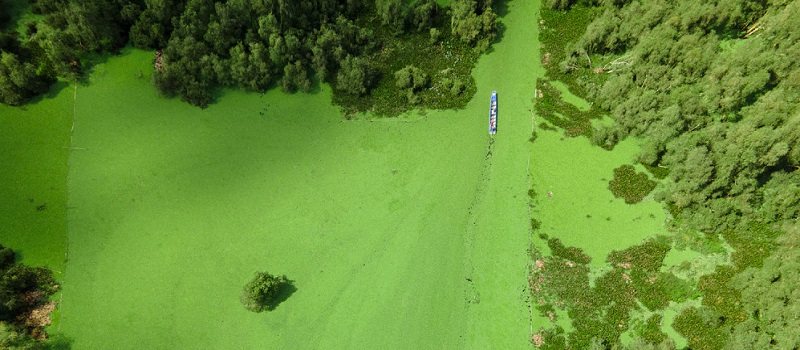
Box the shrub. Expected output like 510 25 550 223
429 28 440 44
394 65 428 91
450 79 464 96
240 271 289 312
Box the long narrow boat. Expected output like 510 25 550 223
489 91 498 134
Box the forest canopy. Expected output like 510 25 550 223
535 0 800 348
0 0 498 111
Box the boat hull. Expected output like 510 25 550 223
489 91 497 134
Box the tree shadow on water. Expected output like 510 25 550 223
495 0 511 18
43 334 74 350
266 280 297 311
484 0 510 54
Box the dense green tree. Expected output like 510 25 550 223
31 24 81 81
0 52 55 106
240 271 289 312
377 0 406 34
31 0 142 52
450 0 496 51
394 65 428 91
2 0 496 108
336 55 373 96
0 0 12 29
409 0 438 32
281 60 311 93
130 0 186 49
0 324 39 350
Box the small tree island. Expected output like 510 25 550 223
240 271 291 313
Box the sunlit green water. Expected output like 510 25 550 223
0 84 71 271
59 0 542 342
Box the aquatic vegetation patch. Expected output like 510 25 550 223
531 5 606 139
670 224 783 349
534 80 601 138
608 165 657 204
530 235 700 348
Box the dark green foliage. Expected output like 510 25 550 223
450 0 496 52
0 51 55 106
30 0 141 52
0 244 60 344
540 1 800 346
428 27 439 44
336 55 375 96
673 307 728 350
722 223 780 269
671 225 784 348
659 271 697 303
281 60 311 93
637 314 668 345
607 236 670 273
0 0 29 32
129 0 186 49
377 0 406 34
554 0 800 234
0 0 137 105
727 229 800 349
538 5 601 98
534 80 602 138
3 0 496 109
642 163 669 180
0 246 13 271
409 0 437 32
607 164 657 204
147 0 489 111
0 324 40 350
531 237 688 348
394 65 428 91
240 271 290 313
546 237 591 264
530 218 541 230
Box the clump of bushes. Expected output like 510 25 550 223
608 165 657 204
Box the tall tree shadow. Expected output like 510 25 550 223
485 0 511 54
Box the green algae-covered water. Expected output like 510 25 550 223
56 0 541 347
0 85 71 272
530 129 668 266
1 0 677 347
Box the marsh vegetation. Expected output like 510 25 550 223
532 0 800 348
